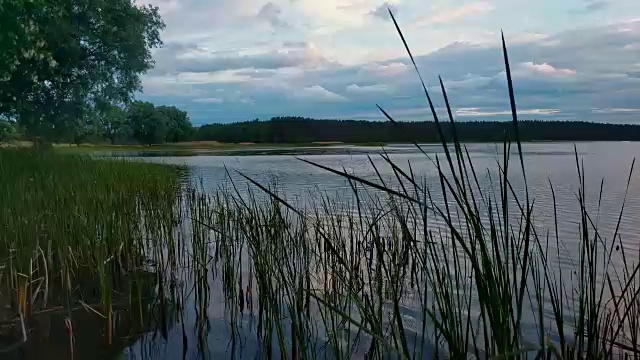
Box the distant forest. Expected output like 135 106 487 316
194 117 640 143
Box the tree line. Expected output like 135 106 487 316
194 116 640 143
1 101 193 145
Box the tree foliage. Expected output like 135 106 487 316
0 0 165 142
0 120 17 142
100 105 130 144
195 117 640 143
127 101 192 145
157 106 192 143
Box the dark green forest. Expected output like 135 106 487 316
194 116 640 143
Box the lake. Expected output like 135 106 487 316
137 141 640 251
9 141 638 359
115 141 639 359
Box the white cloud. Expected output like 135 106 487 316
294 0 378 32
456 108 561 117
363 62 410 77
292 85 349 102
369 2 398 21
518 62 577 77
413 1 494 27
591 108 640 113
346 84 390 93
193 97 224 104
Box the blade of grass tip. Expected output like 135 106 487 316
387 9 459 181
236 171 302 217
296 157 425 206
377 104 397 125
501 31 527 194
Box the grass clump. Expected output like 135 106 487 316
0 149 181 351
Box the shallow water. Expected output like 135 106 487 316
10 141 640 359
119 141 640 359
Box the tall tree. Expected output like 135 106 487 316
157 106 192 143
0 120 17 142
0 0 165 142
128 101 166 145
100 105 130 144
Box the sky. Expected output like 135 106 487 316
135 0 640 125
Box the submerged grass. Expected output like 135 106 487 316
0 149 182 353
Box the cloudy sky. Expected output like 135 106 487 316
136 0 640 125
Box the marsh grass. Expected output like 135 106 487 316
182 11 640 359
0 149 182 352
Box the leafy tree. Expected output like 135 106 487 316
100 105 131 144
128 101 166 145
0 120 17 142
157 106 192 142
0 0 165 142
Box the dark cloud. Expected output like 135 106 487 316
257 2 291 28
369 2 398 21
142 20 640 124
151 41 332 75
579 0 611 13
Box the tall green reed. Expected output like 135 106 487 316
187 10 640 359
0 149 182 349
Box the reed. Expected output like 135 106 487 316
184 12 640 359
0 149 182 351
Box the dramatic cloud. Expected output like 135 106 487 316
136 0 640 124
151 41 331 75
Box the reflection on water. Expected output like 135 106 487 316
1 272 162 360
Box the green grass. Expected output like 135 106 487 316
0 149 182 348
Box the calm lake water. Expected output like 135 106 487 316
9 142 638 359
136 141 640 249
112 141 640 359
